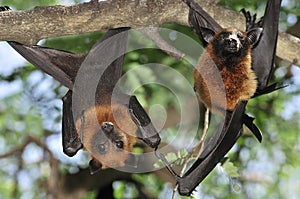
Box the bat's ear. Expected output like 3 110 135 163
247 27 263 46
200 27 216 44
89 158 102 174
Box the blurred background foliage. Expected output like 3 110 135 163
0 0 300 198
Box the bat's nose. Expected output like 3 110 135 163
101 122 114 133
224 38 240 52
225 38 238 47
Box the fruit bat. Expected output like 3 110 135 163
156 0 281 195
193 27 262 112
7 27 161 173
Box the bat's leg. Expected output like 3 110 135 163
155 150 181 180
128 96 161 148
62 90 83 157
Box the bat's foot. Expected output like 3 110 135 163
154 150 181 180
0 6 11 11
240 8 263 31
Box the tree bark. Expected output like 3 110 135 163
0 0 299 65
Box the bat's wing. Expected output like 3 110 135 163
129 96 161 148
178 102 245 195
251 0 282 90
71 28 130 107
156 102 246 195
183 0 222 46
62 90 83 156
8 42 84 90
8 41 85 157
95 28 130 104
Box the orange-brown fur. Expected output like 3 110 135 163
194 29 257 112
75 104 137 168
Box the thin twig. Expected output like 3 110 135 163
0 137 31 158
195 108 210 158
0 135 60 198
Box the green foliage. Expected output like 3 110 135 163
154 149 190 169
132 173 164 198
113 181 139 199
222 161 239 178
81 191 97 199
44 31 104 54
0 0 58 10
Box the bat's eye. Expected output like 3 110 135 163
97 143 108 154
115 140 124 150
237 34 245 41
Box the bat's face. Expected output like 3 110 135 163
211 28 250 58
202 27 262 61
76 104 137 169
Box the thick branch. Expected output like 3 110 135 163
0 0 188 44
0 0 299 65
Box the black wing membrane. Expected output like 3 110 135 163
251 0 282 90
8 42 85 89
72 28 130 112
178 102 246 195
156 102 246 195
62 90 83 156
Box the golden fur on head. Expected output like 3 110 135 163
76 104 137 168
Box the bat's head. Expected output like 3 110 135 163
76 104 138 174
201 27 262 60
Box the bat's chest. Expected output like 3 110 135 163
194 56 257 111
220 63 257 110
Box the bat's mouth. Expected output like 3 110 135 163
227 46 238 51
225 41 241 52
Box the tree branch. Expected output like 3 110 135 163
0 0 299 65
139 27 185 60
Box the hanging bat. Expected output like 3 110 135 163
156 0 281 195
7 27 161 173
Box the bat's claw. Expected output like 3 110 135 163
243 114 262 142
0 6 11 11
63 139 83 157
241 8 262 31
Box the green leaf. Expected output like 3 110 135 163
222 161 239 178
